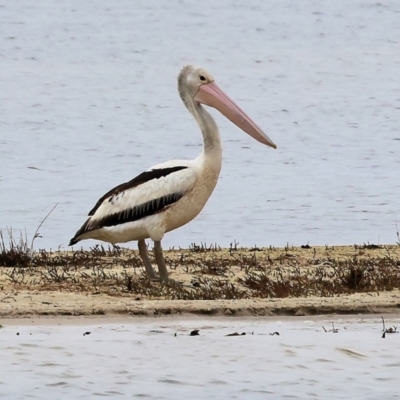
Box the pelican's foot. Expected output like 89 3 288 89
145 274 167 283
147 276 185 285
149 276 161 282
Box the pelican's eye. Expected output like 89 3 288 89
199 75 206 82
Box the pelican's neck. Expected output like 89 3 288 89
178 78 222 189
191 102 222 190
190 102 222 155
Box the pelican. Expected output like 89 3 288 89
69 65 277 281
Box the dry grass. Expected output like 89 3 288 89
1 229 400 300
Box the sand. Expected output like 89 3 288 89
1 290 400 319
1 245 400 319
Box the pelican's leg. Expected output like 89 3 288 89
138 239 157 280
153 240 169 282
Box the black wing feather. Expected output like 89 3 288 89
69 166 188 246
88 166 188 216
93 191 183 229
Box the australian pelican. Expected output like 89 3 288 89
69 66 277 281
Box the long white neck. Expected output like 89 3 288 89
192 103 222 155
179 83 222 178
191 105 223 186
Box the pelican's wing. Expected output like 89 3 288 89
69 162 197 244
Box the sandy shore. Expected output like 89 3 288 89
1 290 400 319
1 244 400 319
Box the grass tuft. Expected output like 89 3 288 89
1 236 400 300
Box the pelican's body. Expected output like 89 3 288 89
69 66 276 281
74 154 221 245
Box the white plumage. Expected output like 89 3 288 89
69 65 277 281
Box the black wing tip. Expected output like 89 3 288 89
68 237 79 246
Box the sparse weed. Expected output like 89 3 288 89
1 235 400 300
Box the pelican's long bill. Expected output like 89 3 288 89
194 82 277 149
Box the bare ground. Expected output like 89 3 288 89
1 243 400 318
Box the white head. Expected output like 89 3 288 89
178 65 277 149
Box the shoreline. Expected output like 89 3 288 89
1 290 400 320
1 312 399 328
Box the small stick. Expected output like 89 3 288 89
30 203 58 251
1 296 17 302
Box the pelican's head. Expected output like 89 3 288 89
178 65 215 98
178 65 277 149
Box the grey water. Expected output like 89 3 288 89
1 316 399 399
1 0 400 250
